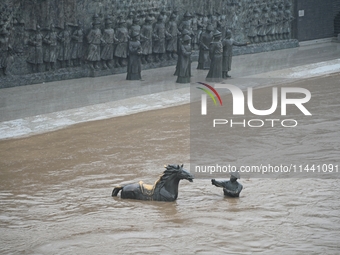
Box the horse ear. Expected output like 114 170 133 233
181 164 184 168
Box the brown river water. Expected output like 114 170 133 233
1 74 339 254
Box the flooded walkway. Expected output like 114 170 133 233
0 42 340 254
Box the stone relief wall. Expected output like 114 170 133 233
0 0 296 87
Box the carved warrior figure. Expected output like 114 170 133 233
71 21 84 67
12 19 26 55
166 13 179 60
283 1 293 39
211 172 243 197
43 24 58 71
191 13 198 49
86 16 102 70
222 29 248 79
0 26 12 76
173 29 190 76
153 15 170 62
138 10 146 26
217 14 227 40
267 4 278 42
129 17 141 37
258 4 270 42
27 25 43 73
58 23 72 68
114 19 129 67
206 30 223 83
248 7 260 43
159 8 168 23
176 34 191 84
277 2 285 40
126 11 135 29
140 16 153 64
101 17 116 69
178 11 194 45
197 24 213 70
196 13 204 45
126 31 142 80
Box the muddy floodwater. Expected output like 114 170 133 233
1 74 340 254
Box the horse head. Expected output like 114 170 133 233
164 164 194 182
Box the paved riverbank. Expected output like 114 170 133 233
0 42 339 140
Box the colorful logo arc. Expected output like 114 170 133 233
196 82 223 106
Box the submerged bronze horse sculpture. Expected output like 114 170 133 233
112 164 194 201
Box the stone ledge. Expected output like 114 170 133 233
233 39 299 55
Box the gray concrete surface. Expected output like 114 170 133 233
0 42 339 139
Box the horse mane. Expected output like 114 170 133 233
154 164 182 187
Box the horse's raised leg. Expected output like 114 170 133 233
112 186 123 196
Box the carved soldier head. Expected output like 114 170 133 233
131 31 140 41
206 24 214 32
145 16 153 24
133 17 140 25
225 29 232 39
213 30 222 40
105 16 113 28
92 13 101 28
230 171 240 182
170 13 176 21
0 27 9 36
157 15 163 23
118 19 126 27
182 34 191 44
183 11 192 21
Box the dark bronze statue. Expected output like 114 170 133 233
197 24 213 70
176 34 191 83
112 164 194 201
206 30 223 82
126 31 142 80
211 172 243 197
222 29 248 79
